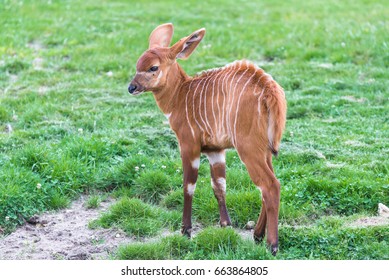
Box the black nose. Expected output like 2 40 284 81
128 84 137 93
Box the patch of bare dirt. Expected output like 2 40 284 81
348 203 389 228
0 196 134 260
349 216 389 228
0 195 257 260
341 95 367 103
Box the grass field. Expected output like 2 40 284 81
0 0 388 259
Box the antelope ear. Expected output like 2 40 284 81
171 28 206 60
149 23 174 49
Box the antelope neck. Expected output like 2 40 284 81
152 63 188 115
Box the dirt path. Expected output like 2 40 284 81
0 196 134 260
0 194 253 260
1 195 387 260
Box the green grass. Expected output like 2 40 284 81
116 228 273 260
0 0 388 259
89 197 181 237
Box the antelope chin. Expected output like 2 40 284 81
130 90 145 96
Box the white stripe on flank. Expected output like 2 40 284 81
222 65 236 137
201 73 214 135
220 69 229 135
211 70 223 136
192 79 206 132
227 62 243 136
191 157 200 169
185 80 196 139
233 71 257 147
206 151 225 165
187 183 196 196
215 69 226 136
197 74 208 134
229 64 249 146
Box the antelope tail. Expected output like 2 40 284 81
265 84 287 156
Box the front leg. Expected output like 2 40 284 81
180 144 201 237
206 150 231 227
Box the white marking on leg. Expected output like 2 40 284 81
212 177 226 194
191 157 200 169
187 183 196 196
206 152 225 165
217 178 226 193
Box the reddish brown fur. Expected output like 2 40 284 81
128 24 287 255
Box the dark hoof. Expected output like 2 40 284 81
181 227 192 238
253 233 265 244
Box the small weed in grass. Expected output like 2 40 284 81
47 190 70 210
85 195 102 209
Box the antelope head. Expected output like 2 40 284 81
128 23 205 95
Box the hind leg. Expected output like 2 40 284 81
254 198 267 243
237 145 280 255
253 152 274 243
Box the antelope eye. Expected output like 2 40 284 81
149 66 159 72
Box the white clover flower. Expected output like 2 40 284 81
78 128 83 133
5 216 10 221
141 164 146 168
134 166 140 171
36 183 42 189
161 165 166 169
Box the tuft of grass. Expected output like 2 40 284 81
91 198 180 237
85 195 102 209
46 190 70 210
132 170 173 204
193 227 241 255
